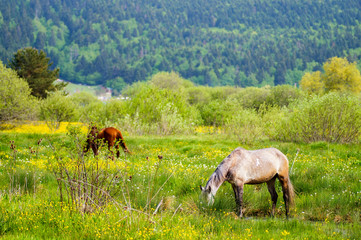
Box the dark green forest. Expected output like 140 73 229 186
1 0 361 91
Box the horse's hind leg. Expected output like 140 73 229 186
266 176 278 217
278 174 290 218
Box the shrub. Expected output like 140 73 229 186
186 86 212 106
234 87 270 110
102 99 128 123
157 102 192 135
259 104 288 140
275 92 361 143
0 61 39 123
70 92 102 123
79 100 105 124
121 83 201 135
224 107 265 143
266 85 305 107
199 99 238 127
40 91 77 131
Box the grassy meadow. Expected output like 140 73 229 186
0 122 360 239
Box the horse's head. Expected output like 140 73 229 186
89 126 99 136
84 126 100 155
199 185 214 205
123 148 133 155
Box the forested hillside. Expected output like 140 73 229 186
1 0 361 91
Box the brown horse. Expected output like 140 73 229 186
200 147 295 218
84 126 131 158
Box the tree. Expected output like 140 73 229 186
40 91 77 131
0 61 38 123
150 71 194 91
323 57 361 93
299 71 324 94
34 32 46 49
300 57 361 94
8 47 66 98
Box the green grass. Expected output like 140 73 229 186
0 132 360 239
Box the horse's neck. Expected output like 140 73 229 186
206 162 230 196
96 131 104 139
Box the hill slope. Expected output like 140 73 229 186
1 0 361 90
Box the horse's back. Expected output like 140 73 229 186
98 127 119 142
102 127 119 135
229 147 289 184
231 147 288 163
249 147 289 168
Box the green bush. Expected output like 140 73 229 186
120 83 201 135
70 92 102 123
186 86 212 106
234 87 270 110
199 99 238 127
259 104 288 140
40 91 77 130
224 107 265 143
102 99 128 123
276 92 361 143
266 85 305 107
0 61 39 123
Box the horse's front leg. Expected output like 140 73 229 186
91 143 98 156
115 143 120 158
233 183 244 218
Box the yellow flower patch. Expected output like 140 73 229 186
1 121 87 134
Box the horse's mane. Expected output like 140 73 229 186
206 155 232 189
89 126 99 137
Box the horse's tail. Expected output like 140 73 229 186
288 176 295 206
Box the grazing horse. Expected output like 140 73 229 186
200 147 295 218
84 126 131 158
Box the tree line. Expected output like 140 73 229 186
1 0 361 91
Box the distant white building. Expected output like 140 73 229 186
97 87 112 101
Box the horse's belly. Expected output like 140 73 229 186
246 178 273 185
243 171 277 184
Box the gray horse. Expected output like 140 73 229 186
200 147 295 218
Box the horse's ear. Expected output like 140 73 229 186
200 185 204 191
207 186 212 193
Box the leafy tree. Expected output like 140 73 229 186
322 57 361 93
0 61 38 123
299 71 324 94
40 91 77 131
150 71 194 90
300 57 361 94
8 47 66 98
